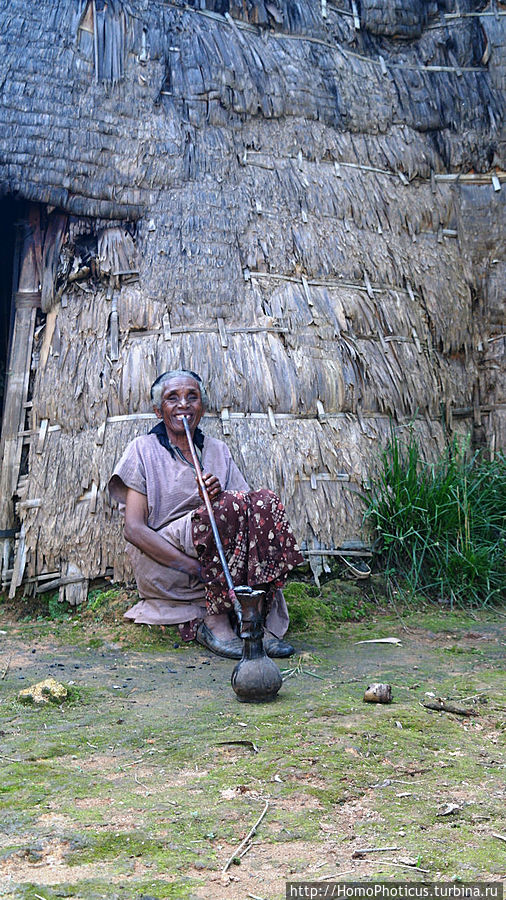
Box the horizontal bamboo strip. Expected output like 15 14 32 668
2 569 58 581
2 569 115 592
125 327 428 349
244 204 461 236
18 403 494 442
36 574 88 594
304 549 373 557
127 324 289 339
249 270 422 297
328 1 506 22
280 37 486 73
167 2 489 72
435 173 505 184
244 151 505 186
442 10 506 19
297 473 350 482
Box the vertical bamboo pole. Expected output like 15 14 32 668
0 208 40 589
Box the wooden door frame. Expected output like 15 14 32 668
0 204 41 592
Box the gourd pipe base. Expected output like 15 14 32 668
231 588 282 704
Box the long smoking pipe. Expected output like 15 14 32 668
182 415 244 623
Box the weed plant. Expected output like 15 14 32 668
365 429 505 607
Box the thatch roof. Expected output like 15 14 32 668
0 0 504 597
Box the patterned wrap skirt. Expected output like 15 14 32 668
190 488 303 623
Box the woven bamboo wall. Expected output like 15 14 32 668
0 0 503 596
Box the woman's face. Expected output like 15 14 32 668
154 375 204 440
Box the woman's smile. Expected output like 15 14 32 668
171 411 194 428
154 375 204 443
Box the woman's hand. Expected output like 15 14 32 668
199 472 222 501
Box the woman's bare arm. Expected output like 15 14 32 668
124 488 202 579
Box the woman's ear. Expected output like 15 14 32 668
154 406 162 419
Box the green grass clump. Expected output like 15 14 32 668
284 580 372 629
282 582 332 630
86 587 124 614
47 593 73 620
365 429 505 607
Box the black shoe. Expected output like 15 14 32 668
196 623 243 659
263 632 295 658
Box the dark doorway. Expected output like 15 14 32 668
0 197 20 422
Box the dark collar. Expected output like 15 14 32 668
149 420 205 459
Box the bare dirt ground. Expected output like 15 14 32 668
0 597 505 900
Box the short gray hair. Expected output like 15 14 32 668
150 369 208 409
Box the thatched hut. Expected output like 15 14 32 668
0 0 504 600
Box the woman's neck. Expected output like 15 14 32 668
164 427 195 463
166 430 189 451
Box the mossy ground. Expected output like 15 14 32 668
0 582 504 899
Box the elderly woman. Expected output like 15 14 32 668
108 369 303 659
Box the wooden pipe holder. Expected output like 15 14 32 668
231 587 282 703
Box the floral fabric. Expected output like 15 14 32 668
191 489 304 622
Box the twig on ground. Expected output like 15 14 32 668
247 893 267 900
422 699 478 717
492 833 506 843
0 755 23 762
352 846 401 857
1 655 12 680
384 860 430 874
122 757 149 767
134 773 150 792
238 841 253 859
318 871 355 881
222 799 269 873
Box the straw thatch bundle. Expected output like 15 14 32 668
0 0 503 598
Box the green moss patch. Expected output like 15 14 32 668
0 602 504 897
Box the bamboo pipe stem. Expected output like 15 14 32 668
182 416 242 623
